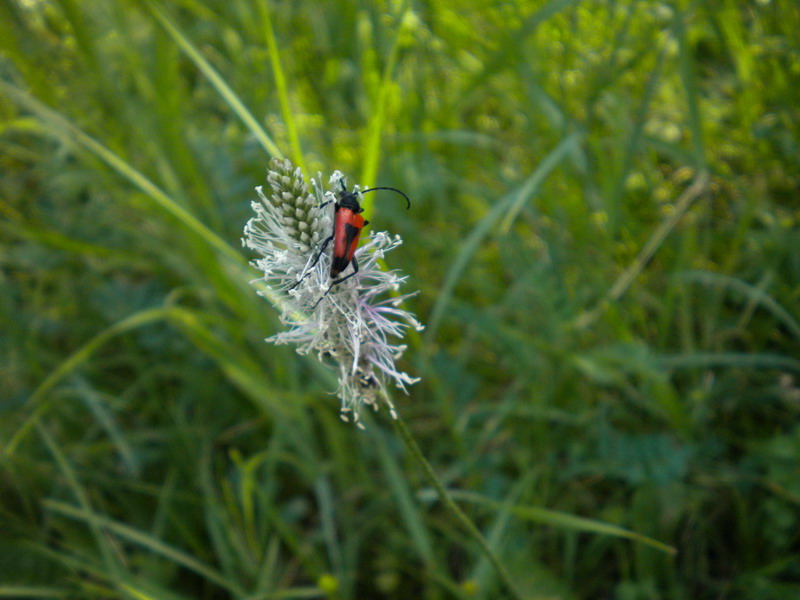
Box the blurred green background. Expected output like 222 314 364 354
2 0 799 598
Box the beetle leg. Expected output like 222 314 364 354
311 234 335 269
289 234 334 291
311 256 360 309
330 255 359 287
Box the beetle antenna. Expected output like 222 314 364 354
360 186 411 210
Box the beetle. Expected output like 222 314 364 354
290 179 410 306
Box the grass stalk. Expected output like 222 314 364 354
392 414 528 600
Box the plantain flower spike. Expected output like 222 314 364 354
243 158 423 427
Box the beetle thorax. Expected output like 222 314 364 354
337 191 363 213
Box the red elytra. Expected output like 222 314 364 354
331 206 366 278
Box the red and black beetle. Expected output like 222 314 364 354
291 179 410 305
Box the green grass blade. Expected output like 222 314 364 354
470 480 525 590
0 81 241 263
44 499 246 596
574 171 709 331
371 425 435 566
457 0 583 103
166 307 293 419
606 42 667 233
0 220 118 258
145 1 283 159
312 476 344 579
242 588 329 600
0 3 55 103
55 0 104 86
427 132 581 338
120 585 157 600
675 9 706 169
658 352 800 374
0 587 68 598
6 299 292 456
76 379 140 475
676 270 800 343
6 308 172 455
499 132 581 231
257 2 307 177
449 490 676 555
12 543 183 600
37 423 121 578
359 1 411 194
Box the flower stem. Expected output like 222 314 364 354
392 414 527 600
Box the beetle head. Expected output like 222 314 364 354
336 183 363 213
335 179 411 213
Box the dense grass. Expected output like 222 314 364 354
2 0 799 598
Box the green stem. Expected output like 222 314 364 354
392 414 527 600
